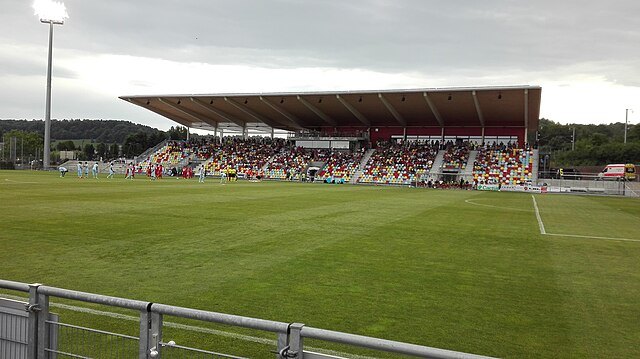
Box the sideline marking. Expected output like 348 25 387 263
0 294 377 359
3 178 39 184
532 195 640 243
531 195 546 234
545 233 640 243
464 199 532 212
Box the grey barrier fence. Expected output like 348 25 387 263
0 279 497 359
0 297 59 359
536 177 630 195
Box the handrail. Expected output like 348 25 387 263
0 279 30 292
301 326 494 359
37 285 150 312
151 303 289 334
0 279 497 359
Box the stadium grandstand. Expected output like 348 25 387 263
120 86 541 186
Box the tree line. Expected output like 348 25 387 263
0 119 188 163
2 118 639 167
537 118 640 166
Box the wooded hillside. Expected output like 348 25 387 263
0 119 163 143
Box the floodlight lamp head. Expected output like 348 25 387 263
33 0 68 24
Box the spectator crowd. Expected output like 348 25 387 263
133 137 535 188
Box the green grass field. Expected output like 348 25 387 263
1 171 639 358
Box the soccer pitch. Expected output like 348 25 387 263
1 171 639 358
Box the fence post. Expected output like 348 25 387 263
276 332 288 359
139 310 151 359
150 312 163 358
289 323 305 359
27 284 41 359
37 292 50 359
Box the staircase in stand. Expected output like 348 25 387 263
427 150 445 178
350 148 375 184
461 150 478 177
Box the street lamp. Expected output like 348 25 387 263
33 0 68 170
624 108 633 144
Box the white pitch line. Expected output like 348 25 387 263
544 233 640 243
531 195 546 235
531 195 640 243
2 178 39 184
464 199 532 212
0 293 378 359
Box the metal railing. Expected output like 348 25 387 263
0 279 497 359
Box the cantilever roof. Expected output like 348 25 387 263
119 85 541 134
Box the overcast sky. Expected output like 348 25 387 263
2 0 640 131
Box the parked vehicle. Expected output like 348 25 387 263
556 168 581 180
598 164 636 181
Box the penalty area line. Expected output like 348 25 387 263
531 195 546 234
545 233 640 243
531 195 640 243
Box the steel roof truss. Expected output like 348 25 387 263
126 98 193 128
378 93 406 126
422 92 444 126
471 91 485 127
223 97 287 131
336 94 370 126
296 95 337 126
259 96 304 130
190 98 246 128
158 98 220 128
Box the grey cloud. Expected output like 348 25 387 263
3 0 640 125
22 0 636 80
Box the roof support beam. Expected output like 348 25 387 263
524 89 529 143
125 98 193 128
296 95 337 126
422 92 444 126
336 94 370 126
259 96 304 129
378 93 406 126
471 91 485 127
190 98 246 128
158 98 220 129
223 96 282 130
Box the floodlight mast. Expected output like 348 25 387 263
39 16 64 170
43 20 58 169
34 0 68 170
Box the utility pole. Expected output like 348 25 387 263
624 108 633 144
571 127 575 151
